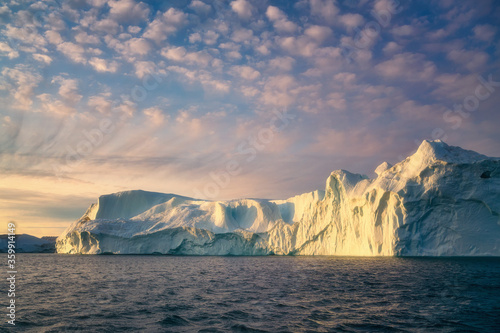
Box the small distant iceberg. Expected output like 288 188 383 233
0 234 56 253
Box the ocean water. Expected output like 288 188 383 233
3 255 500 332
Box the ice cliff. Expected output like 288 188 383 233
56 140 500 256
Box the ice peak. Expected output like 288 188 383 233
413 140 489 164
375 162 393 176
327 170 369 193
416 139 447 156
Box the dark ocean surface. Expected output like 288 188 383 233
2 255 500 332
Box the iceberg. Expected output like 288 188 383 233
56 140 500 256
0 234 56 253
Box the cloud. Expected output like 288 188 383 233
113 100 136 117
239 86 260 97
374 0 400 13
128 25 141 34
308 128 386 158
269 56 295 71
1 115 12 127
161 46 213 67
0 41 19 58
134 60 165 79
266 6 298 33
190 31 219 45
432 73 478 101
279 36 319 57
339 13 364 29
143 107 166 126
230 65 261 80
219 42 239 51
91 18 121 34
256 42 271 55
51 76 82 105
231 28 256 44
324 92 347 110
45 11 66 31
74 30 100 44
213 19 229 35
391 25 415 37
230 0 254 19
1 65 42 110
304 25 332 43
394 100 446 121
473 24 497 42
167 66 230 93
382 41 402 54
88 47 103 56
189 32 202 43
57 42 86 64
88 57 119 73
106 36 152 60
60 3 81 22
315 46 355 74
225 50 242 60
189 0 211 14
108 0 150 24
88 0 108 7
161 46 186 62
260 75 297 106
45 30 63 44
447 49 489 72
0 5 12 23
375 53 437 82
202 30 219 45
333 72 356 86
3 24 47 48
87 94 113 114
309 0 339 22
125 38 151 55
36 93 76 116
426 28 451 40
32 53 52 64
143 8 187 44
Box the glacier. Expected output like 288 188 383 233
56 140 500 256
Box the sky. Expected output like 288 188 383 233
0 0 499 237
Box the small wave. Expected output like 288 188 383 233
160 314 190 327
221 310 251 320
197 328 225 333
230 324 269 332
337 322 402 332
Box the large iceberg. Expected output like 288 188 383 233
56 140 500 256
